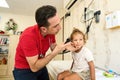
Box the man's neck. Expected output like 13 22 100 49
40 30 48 37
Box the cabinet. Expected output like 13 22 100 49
0 35 19 80
0 34 9 75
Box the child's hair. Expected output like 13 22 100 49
70 28 86 43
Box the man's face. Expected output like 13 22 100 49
46 14 61 35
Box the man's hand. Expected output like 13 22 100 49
65 42 80 52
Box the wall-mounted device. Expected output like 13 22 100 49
65 12 71 18
84 7 101 23
84 8 94 22
94 10 101 23
84 8 101 37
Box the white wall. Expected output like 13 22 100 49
63 0 120 74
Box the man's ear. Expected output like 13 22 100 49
40 27 47 32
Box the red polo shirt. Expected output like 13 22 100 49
15 25 55 69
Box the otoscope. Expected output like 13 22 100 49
61 38 71 54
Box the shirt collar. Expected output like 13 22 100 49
35 24 44 40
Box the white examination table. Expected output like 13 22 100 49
47 60 120 80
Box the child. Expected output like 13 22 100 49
57 28 95 80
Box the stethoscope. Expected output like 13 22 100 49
39 37 52 58
39 53 44 58
37 26 54 58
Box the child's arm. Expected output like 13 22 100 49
88 61 96 80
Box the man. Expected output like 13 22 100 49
13 5 70 80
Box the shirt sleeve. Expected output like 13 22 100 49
84 49 94 62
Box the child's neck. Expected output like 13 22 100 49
75 46 83 53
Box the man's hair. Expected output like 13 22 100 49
35 5 57 28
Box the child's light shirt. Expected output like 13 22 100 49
71 46 94 72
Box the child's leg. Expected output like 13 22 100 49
63 72 82 80
57 70 71 80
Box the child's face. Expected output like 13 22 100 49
72 33 84 49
